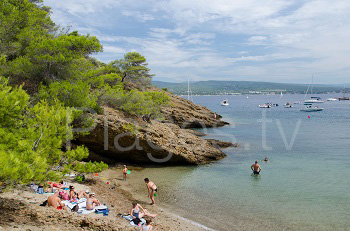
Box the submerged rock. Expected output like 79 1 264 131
206 139 240 149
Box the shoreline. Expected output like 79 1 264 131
0 168 213 231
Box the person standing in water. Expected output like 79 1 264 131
123 165 128 181
144 178 157 205
251 160 261 175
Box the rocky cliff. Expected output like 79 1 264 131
77 93 232 165
161 93 229 128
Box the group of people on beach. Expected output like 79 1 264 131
123 165 158 230
46 184 100 211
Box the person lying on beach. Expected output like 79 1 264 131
130 202 157 219
86 193 101 210
141 219 153 231
251 160 261 175
59 189 70 201
47 181 65 192
69 185 89 199
47 191 66 210
144 178 157 205
123 165 128 181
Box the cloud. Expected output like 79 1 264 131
122 10 156 22
44 0 350 83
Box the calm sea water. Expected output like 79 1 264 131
138 94 350 231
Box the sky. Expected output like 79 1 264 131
45 0 350 84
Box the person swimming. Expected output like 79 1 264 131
251 160 261 174
263 157 269 162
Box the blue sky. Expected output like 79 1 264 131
46 0 350 84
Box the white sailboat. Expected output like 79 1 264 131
187 77 193 102
304 75 325 103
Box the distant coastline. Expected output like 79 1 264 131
153 80 349 95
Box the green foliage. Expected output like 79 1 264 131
117 90 169 116
122 123 138 136
75 175 84 183
74 161 108 174
38 80 99 111
111 52 154 87
0 0 172 189
0 78 106 186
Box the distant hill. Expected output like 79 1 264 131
153 80 346 95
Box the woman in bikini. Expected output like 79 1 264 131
130 202 157 219
144 178 157 205
68 185 88 200
86 193 101 210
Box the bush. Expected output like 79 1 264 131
0 77 107 187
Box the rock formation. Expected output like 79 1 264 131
76 93 233 165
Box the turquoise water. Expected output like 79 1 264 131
142 94 350 230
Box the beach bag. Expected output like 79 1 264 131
95 208 109 216
71 204 79 212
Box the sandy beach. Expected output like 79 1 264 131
0 166 210 231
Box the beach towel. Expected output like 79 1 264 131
62 199 108 215
120 214 146 226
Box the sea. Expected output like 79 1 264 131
135 94 350 231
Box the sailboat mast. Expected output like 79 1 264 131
187 77 190 101
311 74 314 95
187 77 193 102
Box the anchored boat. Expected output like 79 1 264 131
300 103 323 112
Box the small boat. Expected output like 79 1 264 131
339 84 349 100
284 102 293 108
294 101 302 104
221 99 229 106
304 97 325 103
327 98 338 101
259 103 271 108
300 103 323 112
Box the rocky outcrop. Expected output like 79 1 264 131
206 139 240 149
77 107 226 165
161 93 229 128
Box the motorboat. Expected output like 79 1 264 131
300 103 323 112
304 97 325 103
294 101 302 104
221 99 229 106
284 102 293 108
327 98 338 101
259 104 271 108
